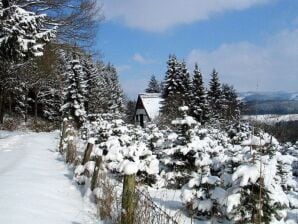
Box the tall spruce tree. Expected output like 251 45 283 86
145 75 161 93
179 61 192 106
161 55 190 125
207 69 223 121
61 51 87 127
190 64 209 123
221 84 241 122
103 63 124 114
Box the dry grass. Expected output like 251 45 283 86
27 118 58 132
0 117 20 131
93 173 121 223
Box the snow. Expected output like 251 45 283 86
0 131 97 224
242 114 298 124
119 160 138 175
241 135 264 146
232 164 259 186
179 106 189 112
88 137 96 144
139 93 162 120
226 193 241 213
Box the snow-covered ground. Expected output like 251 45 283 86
242 114 298 124
0 131 98 224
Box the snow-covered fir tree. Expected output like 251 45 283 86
81 54 98 114
161 55 191 125
88 61 108 114
208 69 224 122
61 51 87 127
39 80 62 122
160 106 198 188
145 75 161 93
103 63 124 114
179 61 192 106
190 63 209 123
221 84 241 122
0 1 56 61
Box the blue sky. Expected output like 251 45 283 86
95 0 298 99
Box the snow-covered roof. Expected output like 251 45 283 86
139 93 163 120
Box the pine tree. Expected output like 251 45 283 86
221 84 241 122
39 80 62 122
190 63 209 123
81 54 98 114
0 1 56 62
124 100 136 124
14 80 29 121
179 61 192 106
61 51 87 127
103 63 124 114
161 106 198 188
162 55 180 98
145 75 161 93
161 55 191 125
208 69 223 121
88 61 108 114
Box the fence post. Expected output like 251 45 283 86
82 142 93 165
121 174 136 224
59 119 67 153
91 156 102 191
66 125 76 164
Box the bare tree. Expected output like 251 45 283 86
16 0 103 47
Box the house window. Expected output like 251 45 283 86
136 115 138 121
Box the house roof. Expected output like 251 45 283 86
138 93 163 120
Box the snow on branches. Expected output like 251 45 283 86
0 3 56 61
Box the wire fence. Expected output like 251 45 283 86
134 187 179 224
92 171 181 224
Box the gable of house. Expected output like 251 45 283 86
134 93 162 126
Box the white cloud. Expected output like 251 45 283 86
132 53 154 64
186 29 298 92
102 0 270 32
116 65 131 73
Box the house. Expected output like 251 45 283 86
134 93 163 127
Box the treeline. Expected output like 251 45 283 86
243 100 298 115
254 120 298 143
144 55 242 126
0 44 124 126
0 0 125 128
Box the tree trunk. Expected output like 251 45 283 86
24 94 28 123
0 90 4 124
34 90 38 123
8 94 12 115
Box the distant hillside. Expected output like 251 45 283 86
242 100 298 115
239 91 298 115
239 91 298 102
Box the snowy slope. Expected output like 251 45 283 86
242 114 298 124
0 131 97 224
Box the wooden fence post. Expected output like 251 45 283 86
66 125 76 164
59 119 67 153
91 156 102 191
121 174 136 224
82 142 93 165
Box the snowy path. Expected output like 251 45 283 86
0 131 96 224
